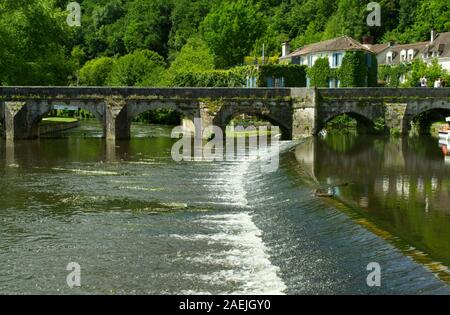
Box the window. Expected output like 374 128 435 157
407 49 414 61
332 53 343 68
366 54 372 67
400 50 407 62
308 55 313 67
274 77 285 88
386 52 393 64
328 78 340 88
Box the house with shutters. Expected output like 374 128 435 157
279 36 376 87
372 30 450 83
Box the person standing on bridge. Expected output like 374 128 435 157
434 78 443 88
420 77 427 87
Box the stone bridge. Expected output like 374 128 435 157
1 87 450 140
0 87 293 140
316 88 450 135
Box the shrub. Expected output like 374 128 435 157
338 51 368 87
307 57 330 87
258 64 307 87
107 50 166 86
79 57 114 86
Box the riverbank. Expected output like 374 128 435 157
40 118 80 135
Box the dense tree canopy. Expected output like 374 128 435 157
1 0 449 86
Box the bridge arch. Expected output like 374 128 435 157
125 101 197 138
24 101 105 139
128 101 196 123
217 110 291 140
407 101 450 135
212 103 292 140
320 111 377 134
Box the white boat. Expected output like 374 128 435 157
438 118 450 140
439 138 449 159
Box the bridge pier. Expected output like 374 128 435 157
291 88 317 139
384 103 409 135
105 96 128 140
3 101 27 140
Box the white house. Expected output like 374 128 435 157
374 30 450 74
279 36 375 87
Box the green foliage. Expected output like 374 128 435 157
123 0 172 57
378 64 410 87
107 50 166 87
338 51 368 87
0 0 72 85
160 36 215 87
325 114 358 133
200 0 264 68
307 58 330 87
79 57 114 86
258 64 307 87
373 117 386 133
1 0 448 86
134 109 181 125
168 0 213 60
171 67 253 87
399 59 450 87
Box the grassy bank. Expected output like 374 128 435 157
41 117 78 125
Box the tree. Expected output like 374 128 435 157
307 58 330 87
123 0 172 57
79 57 115 86
106 50 166 87
405 58 450 87
200 0 264 68
161 36 215 86
339 51 368 87
168 0 213 60
0 0 72 85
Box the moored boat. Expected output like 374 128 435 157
438 118 450 140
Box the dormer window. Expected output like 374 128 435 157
400 50 407 62
386 51 394 64
407 49 415 61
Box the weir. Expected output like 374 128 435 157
1 87 450 140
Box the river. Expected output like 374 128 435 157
0 121 449 294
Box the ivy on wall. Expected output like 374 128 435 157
307 58 330 87
338 51 366 87
257 64 307 87
378 63 410 87
367 54 378 87
170 52 378 88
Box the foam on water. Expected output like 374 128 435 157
171 212 287 295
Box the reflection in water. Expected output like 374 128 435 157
296 134 450 275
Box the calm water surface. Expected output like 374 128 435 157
0 122 448 294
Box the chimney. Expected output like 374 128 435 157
282 42 290 58
431 29 436 43
362 35 374 45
